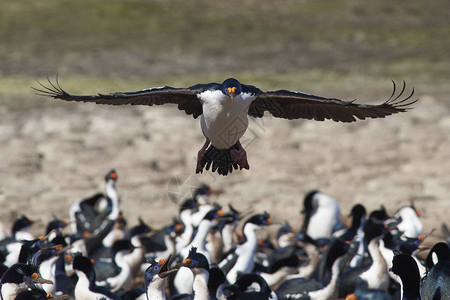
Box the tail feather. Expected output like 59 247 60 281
200 144 239 176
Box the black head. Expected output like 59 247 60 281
277 221 293 240
399 235 424 255
425 242 450 270
391 253 421 296
18 236 52 264
364 215 387 243
222 78 242 97
257 235 276 250
45 218 68 235
350 204 366 219
228 204 241 217
218 205 241 228
302 190 319 213
193 184 213 198
105 169 118 181
244 212 273 227
145 254 177 284
178 247 209 270
391 253 419 276
179 198 199 214
111 239 134 254
12 215 34 234
13 289 48 300
202 208 225 222
165 218 184 236
73 255 94 277
0 263 39 284
129 218 152 237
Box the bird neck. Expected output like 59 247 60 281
146 278 167 300
300 212 312 234
351 215 366 231
308 257 343 300
191 205 213 227
349 231 365 268
178 211 194 250
1 282 28 300
164 234 176 254
299 243 320 279
192 268 210 300
75 269 93 290
125 238 144 272
38 255 58 292
105 180 120 219
242 223 259 247
221 223 236 253
359 237 389 290
191 220 213 252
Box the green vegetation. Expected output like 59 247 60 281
1 0 449 100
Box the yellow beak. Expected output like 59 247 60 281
227 87 237 94
227 87 237 99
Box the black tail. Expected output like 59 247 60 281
200 144 239 176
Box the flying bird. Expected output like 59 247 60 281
34 77 417 175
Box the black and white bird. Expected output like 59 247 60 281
223 273 274 300
128 254 177 300
219 212 274 284
421 242 450 300
35 77 417 175
174 247 215 300
390 253 421 300
0 263 53 300
72 255 120 300
300 190 344 245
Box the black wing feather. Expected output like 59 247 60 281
33 77 204 119
248 81 418 122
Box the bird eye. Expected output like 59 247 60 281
154 266 159 270
191 259 197 264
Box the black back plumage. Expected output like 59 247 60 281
224 273 272 300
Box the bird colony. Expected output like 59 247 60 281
0 170 448 299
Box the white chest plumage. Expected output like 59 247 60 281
198 90 257 149
74 271 114 300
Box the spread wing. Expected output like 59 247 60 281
33 76 206 119
248 81 417 122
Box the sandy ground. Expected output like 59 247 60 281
0 88 449 244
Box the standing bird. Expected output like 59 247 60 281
0 263 53 300
72 255 120 300
300 190 343 245
34 77 416 175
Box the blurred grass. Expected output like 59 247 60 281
1 0 449 99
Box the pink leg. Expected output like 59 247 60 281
196 139 211 174
230 140 250 170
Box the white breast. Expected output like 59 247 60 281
198 90 256 149
395 207 423 238
306 193 342 239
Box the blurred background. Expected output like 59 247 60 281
0 0 449 238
